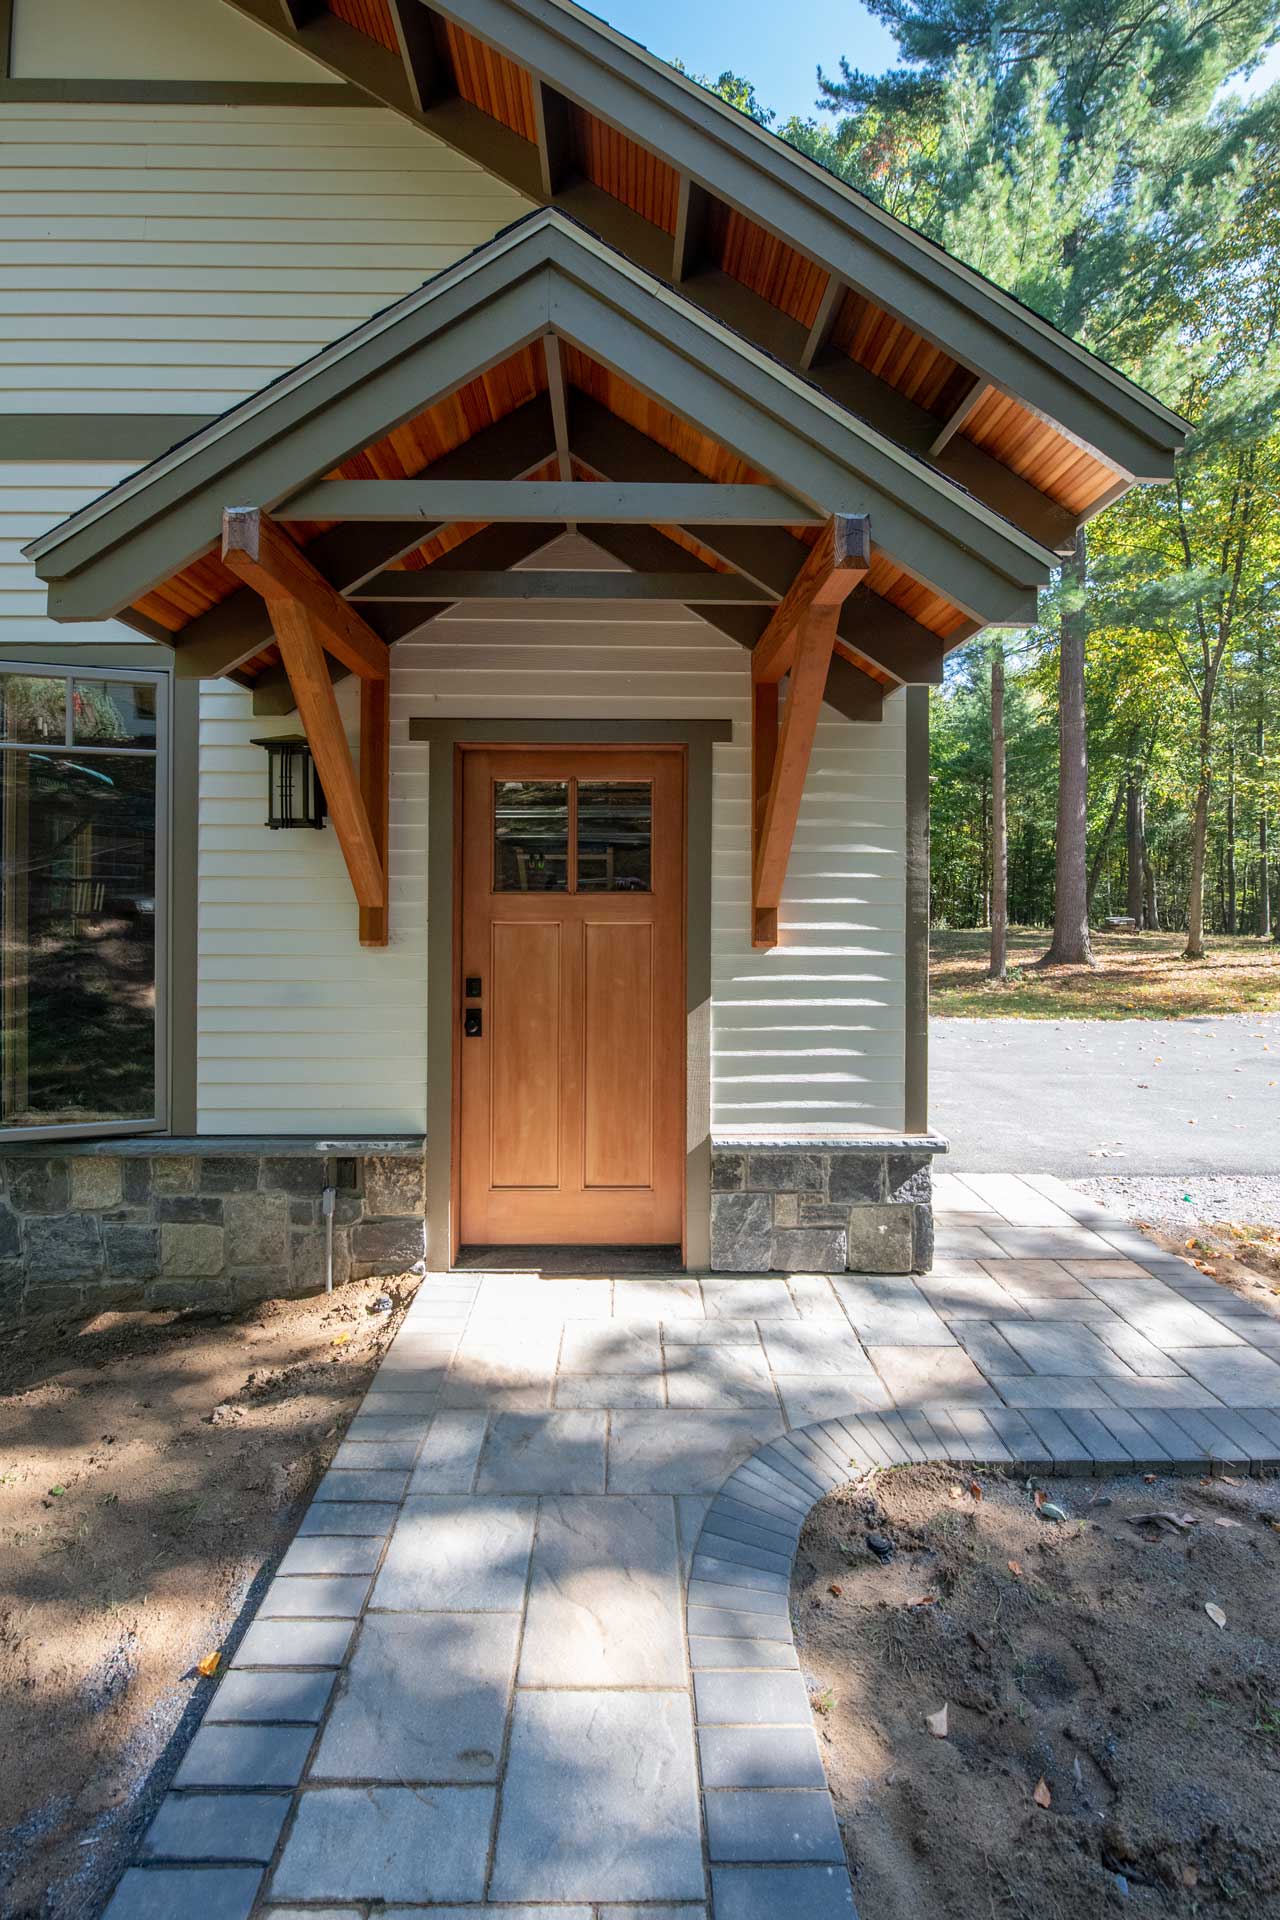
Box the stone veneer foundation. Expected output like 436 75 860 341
0 1138 427 1326
709 1137 944 1274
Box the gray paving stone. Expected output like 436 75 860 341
313 1611 518 1782
694 1669 810 1725
758 1324 879 1379
865 1344 1001 1406
519 1496 684 1686
441 1368 553 1410
832 1280 956 1345
1059 1408 1133 1462
705 1789 843 1863
1166 1409 1250 1464
103 1867 262 1920
173 1725 313 1789
978 1259 1087 1296
1020 1409 1094 1470
663 1317 763 1344
756 1442 828 1497
614 1279 704 1318
270 1786 495 1903
142 1794 289 1863
950 1320 1032 1376
776 1432 843 1484
297 1502 397 1538
994 1376 1120 1408
996 1320 1137 1378
700 1725 826 1787
1167 1346 1280 1406
259 1576 370 1619
607 1411 785 1492
1236 1406 1280 1452
314 1469 407 1503
1125 1408 1210 1466
476 1412 608 1493
948 1407 1014 1461
554 1372 666 1407
710 1865 856 1919
666 1345 779 1407
709 1494 803 1539
1088 1318 1191 1377
799 1423 861 1475
230 1620 353 1669
689 1635 799 1669
777 1377 893 1424
985 1226 1114 1258
895 1408 952 1460
343 1413 434 1445
676 1493 715 1580
490 1690 703 1902
702 1278 798 1318
1096 1376 1228 1409
915 1272 1029 1317
700 1524 795 1570
277 1536 383 1577
981 1405 1053 1464
597 1909 706 1919
685 1604 793 1643
206 1669 335 1723
1105 1299 1247 1348
331 1437 424 1470
916 1407 971 1460
358 1390 441 1417
560 1321 662 1372
406 1410 489 1492
686 1580 790 1620
386 1910 594 1920
374 1496 536 1610
1198 1407 1280 1464
260 1908 361 1919
1090 1406 1175 1467
733 1461 814 1512
692 1554 790 1594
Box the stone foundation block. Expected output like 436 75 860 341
709 1193 773 1273
349 1216 426 1274
70 1156 122 1211
770 1227 848 1273
225 1192 289 1268
103 1224 160 1280
25 1213 103 1281
160 1222 225 1278
363 1155 424 1216
845 1204 916 1274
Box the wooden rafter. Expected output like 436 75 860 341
751 513 871 949
348 570 775 603
222 507 390 942
275 480 821 524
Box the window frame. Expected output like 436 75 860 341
0 660 170 1143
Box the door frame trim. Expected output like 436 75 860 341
412 717 731 1270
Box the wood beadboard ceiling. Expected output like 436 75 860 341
315 0 1121 520
130 340 970 670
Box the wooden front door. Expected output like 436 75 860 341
457 745 685 1248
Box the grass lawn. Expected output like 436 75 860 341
931 926 1280 1017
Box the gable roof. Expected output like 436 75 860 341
27 210 1062 717
218 0 1187 555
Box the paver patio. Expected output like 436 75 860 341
105 1174 1280 1920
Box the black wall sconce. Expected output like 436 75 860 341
251 733 327 831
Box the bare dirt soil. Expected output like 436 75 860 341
1148 1220 1280 1301
795 1464 1280 1920
931 928 1280 1018
0 1273 419 1920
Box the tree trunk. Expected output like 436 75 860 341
1125 781 1145 926
1226 727 1237 933
1086 777 1126 912
989 644 1007 980
1144 849 1159 930
1185 695 1212 959
1259 713 1271 939
1037 528 1093 966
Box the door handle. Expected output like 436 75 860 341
464 1008 482 1038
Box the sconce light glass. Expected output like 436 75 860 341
251 733 327 830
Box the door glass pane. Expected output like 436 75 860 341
72 678 158 748
1 752 158 1127
577 781 652 892
493 779 569 891
0 674 66 746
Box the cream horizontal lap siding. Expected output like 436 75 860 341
0 463 138 643
0 103 531 413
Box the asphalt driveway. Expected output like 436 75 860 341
931 1012 1280 1176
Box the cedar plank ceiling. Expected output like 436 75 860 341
129 343 967 661
315 1 1122 515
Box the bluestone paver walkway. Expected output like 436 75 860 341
104 1174 1280 1920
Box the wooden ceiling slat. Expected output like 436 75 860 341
444 19 537 140
571 107 681 233
960 382 1117 512
326 0 398 52
704 202 826 329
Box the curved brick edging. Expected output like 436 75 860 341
684 1403 1280 1920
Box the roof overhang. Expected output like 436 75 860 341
27 210 1056 634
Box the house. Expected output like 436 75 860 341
0 0 1186 1312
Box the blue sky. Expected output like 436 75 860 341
592 0 1280 124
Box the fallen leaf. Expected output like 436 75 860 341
1007 1559 1023 1577
948 1483 963 1500
1033 1777 1052 1808
1037 1500 1069 1524
48 1484 65 1497
1033 1488 1047 1509
968 1478 983 1501
1127 1511 1197 1533
828 1583 843 1597
1205 1602 1227 1629
926 1703 948 1738
1143 1473 1157 1484
908 1593 938 1609
196 1651 221 1678
1220 1475 1243 1486
331 1331 352 1346
1181 1865 1199 1889
1213 1517 1246 1530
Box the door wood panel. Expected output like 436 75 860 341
457 745 684 1248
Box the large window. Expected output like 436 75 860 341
0 667 167 1137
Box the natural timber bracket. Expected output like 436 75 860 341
222 507 391 946
751 512 871 948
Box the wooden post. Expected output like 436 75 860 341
359 674 391 948
751 678 779 949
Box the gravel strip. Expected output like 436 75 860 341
1073 1173 1280 1229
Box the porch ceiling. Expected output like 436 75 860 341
217 0 1188 553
